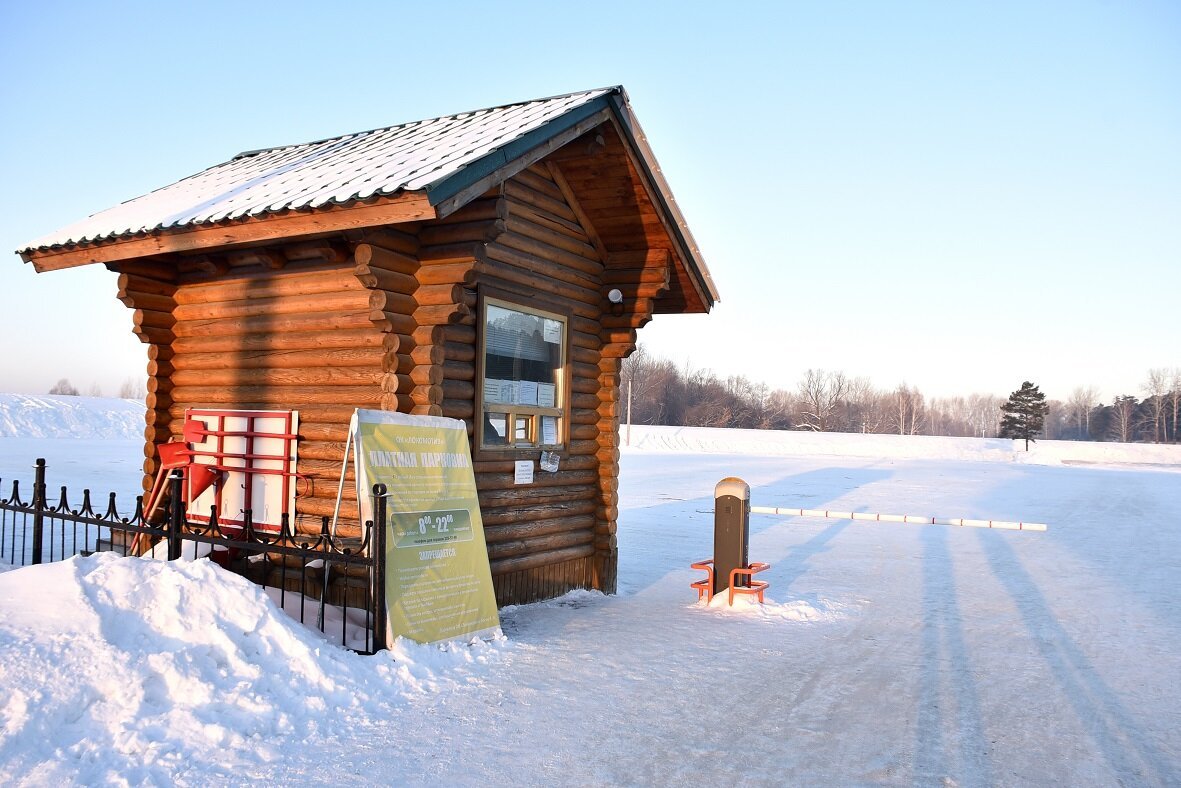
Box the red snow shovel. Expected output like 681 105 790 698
131 441 221 556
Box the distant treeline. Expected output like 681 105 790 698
620 347 1181 443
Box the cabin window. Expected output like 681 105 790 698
478 297 567 450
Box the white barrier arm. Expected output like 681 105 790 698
749 506 1047 532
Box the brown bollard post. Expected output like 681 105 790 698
713 477 750 596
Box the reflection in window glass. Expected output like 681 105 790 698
480 299 566 450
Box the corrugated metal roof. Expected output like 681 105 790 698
19 88 615 253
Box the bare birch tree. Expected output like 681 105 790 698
893 384 925 435
796 369 849 432
1142 369 1170 443
1067 386 1099 440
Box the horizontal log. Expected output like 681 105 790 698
171 328 393 355
172 267 360 306
411 324 445 348
295 440 352 462
476 469 598 492
294 421 350 442
418 218 505 247
434 196 507 224
416 241 483 265
170 384 381 406
171 346 395 372
410 403 444 417
357 228 419 256
505 215 599 262
168 403 360 424
146 390 173 410
119 289 175 313
415 261 478 286
483 244 599 302
110 260 178 284
511 168 566 203
174 310 378 338
503 179 577 223
134 308 175 331
368 289 418 316
409 365 444 386
443 324 476 346
478 484 596 509
442 360 474 382
507 199 592 246
354 243 418 275
486 528 594 561
473 454 597 475
146 359 175 377
295 496 359 521
369 310 418 335
409 385 442 407
489 544 596 577
410 344 445 366
117 271 176 297
298 458 357 481
443 341 475 363
413 283 464 307
480 498 597 526
442 379 474 401
414 303 470 326
380 373 415 394
171 366 383 388
570 408 600 426
441 399 473 420
353 264 417 294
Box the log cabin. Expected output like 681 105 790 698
16 86 718 605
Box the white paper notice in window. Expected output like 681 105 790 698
518 381 539 406
484 379 502 403
541 416 558 445
543 319 562 344
536 383 556 408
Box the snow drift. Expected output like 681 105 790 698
0 553 505 785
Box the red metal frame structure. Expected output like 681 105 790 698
183 409 302 533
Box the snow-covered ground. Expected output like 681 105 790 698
1 400 1179 785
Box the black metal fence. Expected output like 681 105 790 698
0 459 387 653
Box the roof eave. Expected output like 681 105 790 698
19 192 436 272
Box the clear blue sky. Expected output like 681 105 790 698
2 1 1178 403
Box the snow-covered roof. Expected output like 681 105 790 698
19 88 616 254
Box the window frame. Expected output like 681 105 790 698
475 290 571 455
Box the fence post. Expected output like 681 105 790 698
372 483 388 653
31 458 47 565
167 470 184 561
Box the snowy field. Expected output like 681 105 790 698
1 399 1180 785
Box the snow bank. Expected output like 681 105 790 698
0 394 144 440
623 424 1181 467
0 553 506 785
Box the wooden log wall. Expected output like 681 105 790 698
123 239 425 539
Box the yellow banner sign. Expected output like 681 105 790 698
353 409 499 645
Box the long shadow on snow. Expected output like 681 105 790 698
616 464 892 597
987 463 1181 633
980 531 1175 784
914 524 993 786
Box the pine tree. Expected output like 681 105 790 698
999 381 1049 450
